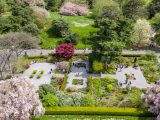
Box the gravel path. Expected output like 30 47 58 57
21 63 56 87
66 61 89 90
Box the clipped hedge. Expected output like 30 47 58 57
60 75 68 91
45 107 154 117
122 54 142 57
25 55 46 59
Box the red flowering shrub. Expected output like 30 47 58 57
56 43 74 59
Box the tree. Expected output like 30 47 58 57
122 0 147 20
100 1 122 20
56 43 74 60
60 2 89 16
0 32 38 79
52 19 70 37
45 0 63 11
93 18 133 47
142 82 160 120
23 23 39 35
100 41 124 63
155 30 160 46
0 78 45 120
148 0 160 18
0 0 7 15
131 19 152 48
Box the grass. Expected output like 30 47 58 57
12 57 47 73
39 12 99 49
32 115 155 120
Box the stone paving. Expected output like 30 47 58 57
116 67 149 88
66 60 89 90
21 63 56 87
21 62 150 89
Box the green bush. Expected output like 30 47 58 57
42 93 59 107
45 107 154 117
92 61 104 73
38 84 56 99
33 70 37 74
22 23 39 36
106 84 114 91
30 74 35 78
40 70 45 74
60 75 68 91
37 74 42 79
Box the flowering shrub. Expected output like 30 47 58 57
142 83 160 120
31 6 49 19
56 43 74 59
60 2 89 16
0 78 45 120
56 62 69 70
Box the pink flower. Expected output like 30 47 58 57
60 2 89 16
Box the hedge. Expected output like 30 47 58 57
45 107 154 117
60 75 68 91
122 54 142 57
25 55 46 59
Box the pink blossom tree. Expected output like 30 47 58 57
142 83 160 120
0 78 45 120
60 2 89 16
56 43 74 60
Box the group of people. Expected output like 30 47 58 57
72 62 86 69
116 64 129 72
48 68 53 74
118 80 132 87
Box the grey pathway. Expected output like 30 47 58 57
21 49 160 56
66 60 89 90
21 63 56 87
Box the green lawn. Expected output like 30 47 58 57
33 115 155 120
39 12 99 49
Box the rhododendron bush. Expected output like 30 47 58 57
56 43 74 59
60 2 89 16
0 78 45 120
142 83 160 120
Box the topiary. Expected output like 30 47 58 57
106 84 114 91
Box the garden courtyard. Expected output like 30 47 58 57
21 59 149 89
1 0 160 120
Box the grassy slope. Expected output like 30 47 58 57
33 115 155 120
39 12 98 49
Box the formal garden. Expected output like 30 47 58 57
1 0 160 120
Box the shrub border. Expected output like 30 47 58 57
45 107 154 117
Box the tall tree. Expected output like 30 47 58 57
122 0 147 20
0 78 45 119
0 32 38 79
148 0 160 18
0 0 7 15
131 19 152 48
